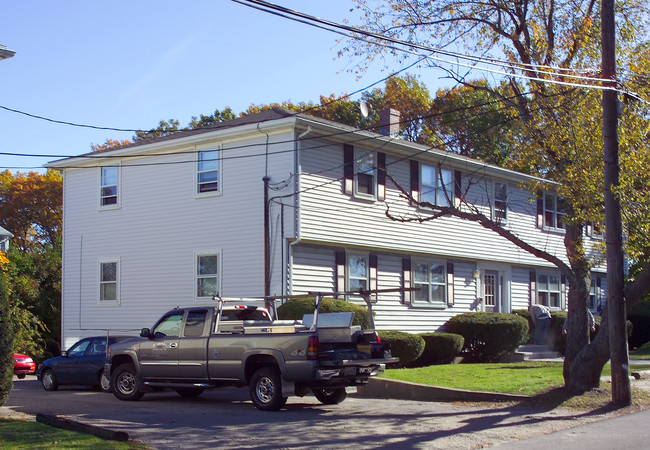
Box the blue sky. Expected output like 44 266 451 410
0 1 445 173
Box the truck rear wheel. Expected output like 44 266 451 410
249 367 286 411
112 364 144 401
313 388 347 405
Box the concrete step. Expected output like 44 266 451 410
514 344 562 361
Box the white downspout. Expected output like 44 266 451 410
288 126 312 297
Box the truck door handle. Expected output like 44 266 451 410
169 342 178 348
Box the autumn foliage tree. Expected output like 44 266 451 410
0 170 62 360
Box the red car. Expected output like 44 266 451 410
14 353 36 379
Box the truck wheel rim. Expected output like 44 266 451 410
117 372 136 394
256 376 275 403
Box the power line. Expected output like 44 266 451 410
233 0 649 104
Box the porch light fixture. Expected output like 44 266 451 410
473 269 481 280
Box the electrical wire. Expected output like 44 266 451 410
233 0 649 104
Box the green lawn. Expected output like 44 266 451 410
630 342 650 360
0 419 148 449
381 361 650 396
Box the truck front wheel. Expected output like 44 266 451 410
249 367 286 411
112 364 144 401
313 388 347 405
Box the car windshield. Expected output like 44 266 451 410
67 340 90 357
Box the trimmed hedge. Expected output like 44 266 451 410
377 330 425 368
409 332 464 367
277 297 372 329
446 312 529 363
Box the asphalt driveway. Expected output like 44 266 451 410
3 376 630 449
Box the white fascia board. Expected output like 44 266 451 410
45 117 299 170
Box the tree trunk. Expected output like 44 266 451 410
567 308 611 392
562 224 596 391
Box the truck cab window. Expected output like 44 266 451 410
184 310 208 337
153 313 184 337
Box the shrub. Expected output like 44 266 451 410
446 312 528 363
409 332 464 367
277 297 372 329
377 330 425 368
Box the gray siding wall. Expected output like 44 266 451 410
292 245 487 333
297 138 591 267
61 131 295 348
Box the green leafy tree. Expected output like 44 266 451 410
188 107 238 128
0 171 62 360
132 119 181 143
341 0 650 400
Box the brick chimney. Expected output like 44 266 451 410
379 108 401 137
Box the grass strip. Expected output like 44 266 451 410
0 419 147 449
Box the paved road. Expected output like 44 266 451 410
496 408 650 449
2 376 630 449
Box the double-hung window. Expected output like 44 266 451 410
196 252 221 300
197 148 221 195
347 253 369 291
537 273 561 308
100 167 119 207
589 275 604 312
421 164 453 206
99 259 119 304
412 260 447 307
493 181 507 221
354 149 376 198
544 193 566 230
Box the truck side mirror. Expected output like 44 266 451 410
140 328 151 338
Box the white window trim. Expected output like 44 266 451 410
585 222 604 239
98 165 121 210
535 271 562 309
543 193 566 232
346 251 369 298
420 164 453 208
195 144 222 198
98 258 120 306
194 250 222 303
412 258 447 308
492 180 508 223
353 149 377 201
589 275 605 313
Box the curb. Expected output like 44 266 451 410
356 377 531 402
36 414 129 442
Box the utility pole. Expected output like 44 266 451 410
601 0 631 406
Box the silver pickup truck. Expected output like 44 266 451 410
105 299 397 411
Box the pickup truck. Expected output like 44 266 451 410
105 299 397 411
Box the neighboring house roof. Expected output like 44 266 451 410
46 107 552 186
0 226 13 239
